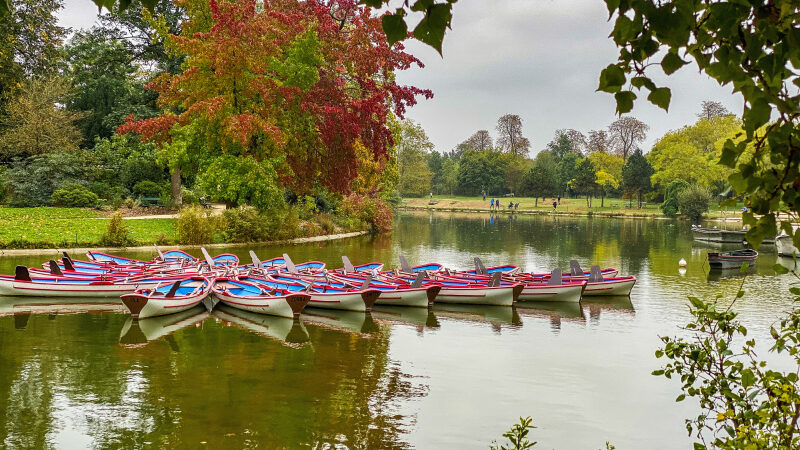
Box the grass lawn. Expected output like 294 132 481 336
0 207 177 248
401 195 743 219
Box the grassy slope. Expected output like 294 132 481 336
0 207 176 248
401 195 743 219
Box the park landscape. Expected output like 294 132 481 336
1 0 800 449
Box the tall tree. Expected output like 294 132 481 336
397 120 434 197
586 129 616 153
456 149 507 196
520 150 558 206
462 129 493 150
608 116 648 161
563 129 587 154
697 100 732 120
547 131 575 162
0 78 85 160
66 31 151 144
569 158 598 207
118 0 431 197
622 148 654 208
589 151 623 207
0 0 66 105
556 152 580 197
495 114 530 157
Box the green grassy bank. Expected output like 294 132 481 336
0 207 176 249
400 195 743 220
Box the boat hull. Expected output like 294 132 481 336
374 286 439 308
777 235 799 257
434 285 518 306
518 283 584 303
214 291 309 319
308 289 381 312
0 279 141 297
583 278 636 296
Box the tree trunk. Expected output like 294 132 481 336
586 195 589 208
535 197 538 207
638 191 642 209
601 193 605 207
170 166 182 206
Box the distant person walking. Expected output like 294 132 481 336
553 200 558 211
482 191 486 201
557 196 561 205
490 198 494 209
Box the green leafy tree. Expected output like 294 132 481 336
678 183 712 224
3 152 93 206
456 149 507 196
427 150 444 192
569 158 598 207
622 148 653 208
397 120 434 197
503 154 532 195
661 179 689 217
589 151 623 207
556 152 580 197
520 150 558 205
0 78 85 160
197 154 284 212
438 158 459 195
65 30 151 144
547 131 575 162
0 0 66 103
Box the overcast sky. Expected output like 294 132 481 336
58 0 743 155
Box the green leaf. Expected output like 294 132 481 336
412 4 452 54
597 65 626 93
614 91 636 114
0 0 10 17
745 97 771 131
605 0 620 18
647 87 671 111
675 394 686 402
661 52 686 75
774 263 790 274
382 14 408 45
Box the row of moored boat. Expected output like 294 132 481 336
0 248 636 319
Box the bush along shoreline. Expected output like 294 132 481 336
0 196 389 250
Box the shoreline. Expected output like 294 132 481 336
0 230 370 256
396 205 743 222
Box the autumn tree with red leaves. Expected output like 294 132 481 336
119 0 430 207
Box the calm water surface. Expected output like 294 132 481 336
1 211 797 449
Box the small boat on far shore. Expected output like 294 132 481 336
707 249 758 270
777 234 799 257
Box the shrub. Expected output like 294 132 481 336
122 197 140 209
679 183 712 223
298 195 317 220
177 206 216 245
100 212 132 247
317 212 338 234
222 206 271 243
340 194 393 232
133 180 162 198
51 184 99 208
120 156 166 190
661 179 690 217
4 152 92 207
87 181 112 199
182 187 200 205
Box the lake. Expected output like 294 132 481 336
1 211 796 449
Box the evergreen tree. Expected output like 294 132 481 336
622 148 654 208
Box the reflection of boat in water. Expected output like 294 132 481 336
119 305 209 346
707 249 758 270
213 304 309 346
582 296 635 322
0 296 124 330
706 264 757 281
301 307 380 334
432 303 521 329
774 255 799 272
516 301 584 330
371 305 440 329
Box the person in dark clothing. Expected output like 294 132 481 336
557 196 561 205
553 200 558 211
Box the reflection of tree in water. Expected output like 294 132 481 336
0 313 427 448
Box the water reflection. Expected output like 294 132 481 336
301 308 381 334
119 306 209 347
213 304 309 346
372 305 440 331
432 304 522 331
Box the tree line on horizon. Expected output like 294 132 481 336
397 101 741 213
